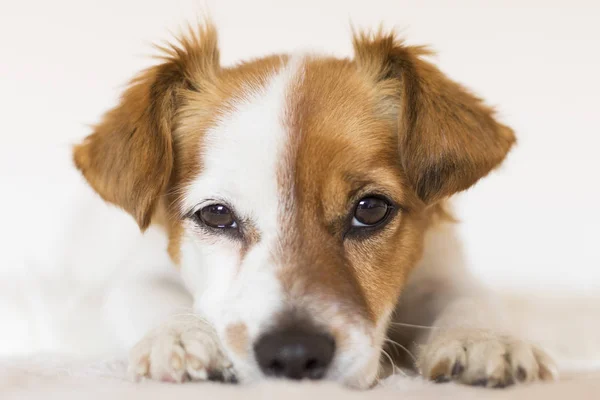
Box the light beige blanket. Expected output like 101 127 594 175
2 356 598 400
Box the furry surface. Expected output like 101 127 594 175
2 356 599 400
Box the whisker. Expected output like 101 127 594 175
389 321 438 330
381 348 406 377
385 338 400 360
385 338 418 365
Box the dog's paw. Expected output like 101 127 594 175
128 318 235 383
418 329 558 388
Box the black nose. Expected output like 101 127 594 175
254 331 335 380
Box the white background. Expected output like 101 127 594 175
0 0 599 353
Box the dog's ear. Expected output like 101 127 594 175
353 31 516 204
74 25 219 230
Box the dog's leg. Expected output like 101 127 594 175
391 221 558 387
128 315 236 383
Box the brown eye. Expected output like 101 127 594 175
352 197 392 227
196 204 237 229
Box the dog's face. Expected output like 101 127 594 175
74 25 514 388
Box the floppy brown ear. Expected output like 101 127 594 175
353 31 516 204
73 25 219 230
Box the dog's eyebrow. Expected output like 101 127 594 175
343 172 403 199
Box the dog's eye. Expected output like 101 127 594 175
352 197 392 227
195 204 237 229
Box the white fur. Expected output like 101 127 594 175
179 58 300 381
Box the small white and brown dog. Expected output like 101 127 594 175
73 23 557 389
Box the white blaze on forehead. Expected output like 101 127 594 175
179 58 304 360
182 58 303 220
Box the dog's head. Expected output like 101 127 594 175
74 24 514 387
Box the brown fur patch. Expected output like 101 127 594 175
73 24 220 231
275 58 376 323
225 322 249 357
273 56 421 326
353 31 516 203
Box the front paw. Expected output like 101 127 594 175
418 329 558 388
128 318 236 383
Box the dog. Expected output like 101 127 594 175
72 22 557 389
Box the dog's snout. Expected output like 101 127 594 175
254 331 335 380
